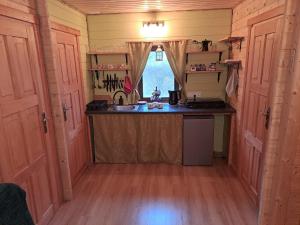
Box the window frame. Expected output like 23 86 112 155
138 45 179 102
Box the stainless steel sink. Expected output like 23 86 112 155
112 105 138 111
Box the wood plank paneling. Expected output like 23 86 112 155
228 0 286 173
88 10 231 101
47 0 92 102
61 0 243 14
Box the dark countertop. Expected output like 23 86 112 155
86 103 236 115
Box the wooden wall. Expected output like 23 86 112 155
47 0 92 102
258 0 300 224
230 0 300 224
0 0 36 14
229 0 286 171
284 22 300 222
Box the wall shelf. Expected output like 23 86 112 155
220 59 241 65
219 36 244 51
220 60 241 77
185 70 224 83
185 49 225 83
219 37 244 43
89 68 130 72
87 51 129 55
186 50 223 62
186 50 223 54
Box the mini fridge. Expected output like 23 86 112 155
183 115 214 166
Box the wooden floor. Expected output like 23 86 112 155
49 160 257 225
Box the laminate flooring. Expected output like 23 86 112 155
49 160 257 225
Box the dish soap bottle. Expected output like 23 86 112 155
119 96 124 105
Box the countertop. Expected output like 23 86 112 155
86 103 236 115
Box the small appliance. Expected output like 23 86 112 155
168 90 181 105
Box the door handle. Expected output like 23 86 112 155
263 107 271 129
62 103 70 121
41 112 48 133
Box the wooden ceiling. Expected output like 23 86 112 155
61 0 244 15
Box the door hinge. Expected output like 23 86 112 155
42 112 48 133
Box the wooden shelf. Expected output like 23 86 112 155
87 51 128 55
186 50 223 54
219 36 244 51
185 70 224 83
220 60 241 65
186 70 223 74
186 50 224 62
219 36 244 43
89 68 130 72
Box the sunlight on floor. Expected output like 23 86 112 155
138 201 182 225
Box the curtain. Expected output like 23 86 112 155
128 42 153 103
93 114 182 164
162 40 188 99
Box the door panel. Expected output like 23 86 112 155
0 36 14 98
2 114 29 176
262 34 275 90
256 96 268 140
23 107 44 162
251 36 264 85
0 16 54 225
53 28 88 185
242 17 283 204
73 90 82 127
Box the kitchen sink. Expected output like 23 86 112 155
111 105 138 111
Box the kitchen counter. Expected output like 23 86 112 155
86 103 236 115
87 103 235 164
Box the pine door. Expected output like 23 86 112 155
0 15 54 224
241 16 283 204
52 26 88 185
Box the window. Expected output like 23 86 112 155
139 47 177 99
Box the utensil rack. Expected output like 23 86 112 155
88 51 129 93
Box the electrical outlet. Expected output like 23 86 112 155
187 91 202 98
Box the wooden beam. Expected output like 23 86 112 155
247 5 285 26
50 21 81 36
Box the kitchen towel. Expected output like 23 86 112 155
124 75 133 94
226 67 239 97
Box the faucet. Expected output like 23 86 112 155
113 90 128 105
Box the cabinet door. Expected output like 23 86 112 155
0 16 54 225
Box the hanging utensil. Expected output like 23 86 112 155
113 74 117 91
95 71 101 89
92 71 96 89
117 77 120 89
102 72 106 88
106 74 109 92
109 74 112 92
